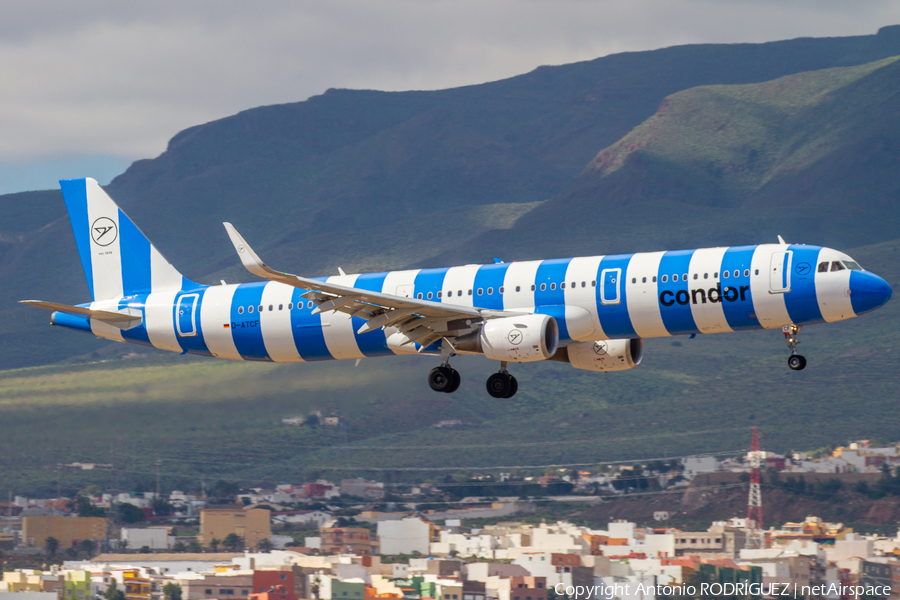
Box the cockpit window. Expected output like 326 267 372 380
843 261 864 271
830 261 845 272
817 262 829 273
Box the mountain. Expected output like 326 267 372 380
3 26 900 368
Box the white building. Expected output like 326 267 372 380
377 517 431 555
120 527 171 550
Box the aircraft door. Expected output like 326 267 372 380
769 251 792 293
176 294 199 337
395 284 414 298
600 268 621 305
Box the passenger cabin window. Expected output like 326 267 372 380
307 301 314 309
477 288 483 295
278 304 283 310
818 262 829 273
755 269 760 275
238 306 244 314
516 286 521 292
248 305 254 313
437 291 442 298
661 275 668 283
693 274 698 280
831 261 845 272
744 269 750 277
499 286 504 293
632 278 637 283
427 292 433 299
447 290 453 297
288 303 293 310
531 284 536 291
591 280 596 286
733 270 740 278
642 277 647 283
723 271 729 278
258 305 263 313
561 282 566 288
417 293 423 299
703 273 708 279
487 287 493 295
652 276 657 283
467 289 472 296
683 273 688 281
540 283 547 291
458 290 463 296
550 283 556 290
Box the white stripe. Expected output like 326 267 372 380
815 249 854 322
688 247 733 334
750 245 792 328
144 289 182 352
381 269 421 298
88 299 126 342
564 256 605 340
441 265 481 307
85 180 124 300
503 260 541 312
624 251 669 338
200 284 243 360
150 245 183 291
260 283 304 362
320 274 365 360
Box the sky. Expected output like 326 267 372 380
1 0 899 195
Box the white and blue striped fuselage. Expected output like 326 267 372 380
53 243 891 362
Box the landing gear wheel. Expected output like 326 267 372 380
446 369 461 393
487 372 514 398
428 366 454 392
505 375 518 398
788 355 807 371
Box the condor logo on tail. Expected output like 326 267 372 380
659 284 750 307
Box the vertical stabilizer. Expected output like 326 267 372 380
59 178 188 300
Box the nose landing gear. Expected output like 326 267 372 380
783 324 807 371
486 361 518 398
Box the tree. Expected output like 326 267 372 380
172 541 187 553
187 540 203 553
222 533 243 552
163 583 183 600
139 546 151 554
152 497 175 517
104 580 125 600
257 539 273 553
78 539 96 558
45 536 60 557
76 495 105 518
209 538 221 553
118 503 146 524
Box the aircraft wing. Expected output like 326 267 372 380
223 223 524 349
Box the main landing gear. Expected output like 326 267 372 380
783 324 807 371
486 361 518 398
428 364 461 393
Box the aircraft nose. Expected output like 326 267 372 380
850 272 892 315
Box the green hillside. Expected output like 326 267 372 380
440 54 900 265
4 27 900 368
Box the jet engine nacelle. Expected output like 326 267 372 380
455 314 559 362
554 338 644 372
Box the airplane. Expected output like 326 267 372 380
21 178 893 398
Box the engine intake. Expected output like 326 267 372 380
455 314 558 362
552 338 644 372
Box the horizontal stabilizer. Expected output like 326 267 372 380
19 300 143 330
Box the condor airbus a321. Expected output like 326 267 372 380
22 178 892 398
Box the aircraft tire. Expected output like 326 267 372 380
429 366 454 392
445 369 461 393
504 375 518 398
486 372 512 398
788 355 807 371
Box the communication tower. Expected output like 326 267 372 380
745 426 765 548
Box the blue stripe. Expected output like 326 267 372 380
59 179 94 300
472 263 508 310
784 245 824 325
351 273 393 357
118 209 152 295
229 283 271 361
290 287 332 361
657 250 698 335
414 268 449 301
597 254 637 338
118 294 153 346
720 246 758 331
533 259 571 340
51 311 93 333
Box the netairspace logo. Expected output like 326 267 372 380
553 582 892 599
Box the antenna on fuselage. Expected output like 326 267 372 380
777 235 787 245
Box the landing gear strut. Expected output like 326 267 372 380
486 361 518 398
783 324 807 371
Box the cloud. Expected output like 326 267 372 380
0 0 898 164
